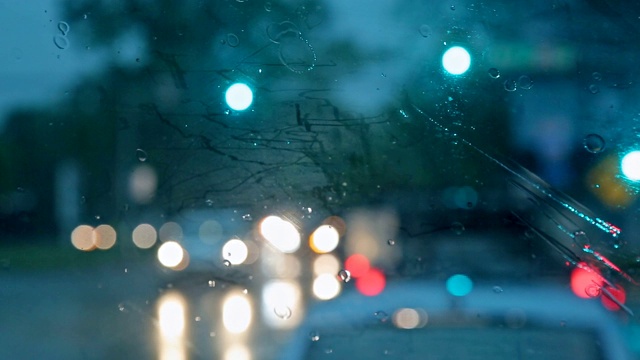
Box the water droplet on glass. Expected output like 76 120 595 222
57 21 70 35
95 215 101 220
488 68 500 79
583 134 605 154
589 84 599 94
265 2 272 11
387 239 396 246
374 311 389 323
592 72 602 81
517 75 533 89
450 5 456 10
53 35 69 50
243 288 248 294
493 286 504 293
274 306 292 319
418 24 432 37
205 199 213 207
242 213 253 221
83 14 88 20
324 348 333 354
503 79 517 92
450 221 465 235
118 303 125 312
195 316 201 322
338 269 351 283
226 33 239 47
309 331 320 341
16 187 24 193
560 320 567 327
223 260 231 267
209 331 216 337
208 280 216 287
136 148 148 161
585 284 601 298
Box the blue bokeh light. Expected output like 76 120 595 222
225 83 253 111
446 274 473 297
442 46 471 75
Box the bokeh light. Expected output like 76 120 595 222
222 239 249 265
262 281 302 328
71 225 95 251
222 293 252 334
446 274 473 297
94 224 117 250
313 254 340 276
621 150 640 181
601 285 626 311
309 224 340 253
355 268 386 296
157 292 187 360
322 216 347 237
224 345 251 360
225 83 253 111
313 273 341 300
570 263 604 299
344 253 370 278
157 241 185 268
132 223 157 249
393 308 427 329
159 222 183 242
199 219 223 244
442 46 471 75
129 164 157 204
260 215 301 253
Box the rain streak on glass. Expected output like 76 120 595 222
488 67 500 79
338 269 351 282
136 148 148 162
583 134 606 154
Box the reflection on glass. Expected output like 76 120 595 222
222 293 252 334
157 292 187 360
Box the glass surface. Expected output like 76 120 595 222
0 1 639 359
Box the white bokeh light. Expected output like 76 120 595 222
157 241 184 268
312 273 341 300
222 294 252 334
442 46 471 75
309 225 340 253
222 239 249 265
225 83 253 111
260 215 301 253
621 151 640 181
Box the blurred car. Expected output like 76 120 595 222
281 281 634 360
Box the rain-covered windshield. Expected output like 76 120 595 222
1 1 639 359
